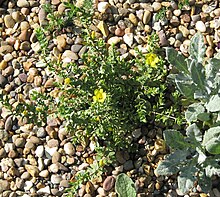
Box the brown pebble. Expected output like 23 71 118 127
103 176 115 191
115 28 125 36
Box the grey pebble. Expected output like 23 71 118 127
123 160 134 171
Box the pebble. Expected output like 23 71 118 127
20 41 31 51
129 13 138 26
0 180 9 193
0 74 7 87
24 181 33 191
35 145 44 157
64 142 75 155
103 176 115 191
123 33 134 47
14 138 25 147
196 21 206 32
24 165 39 177
0 60 7 70
57 35 66 49
37 186 51 195
4 54 13 62
123 160 134 171
132 128 142 139
143 10 151 25
17 0 29 7
4 15 15 28
60 179 69 188
152 2 162 12
51 174 62 184
108 36 121 45
98 2 109 13
21 172 31 180
179 25 190 37
97 21 109 37
62 50 78 61
5 116 13 131
52 151 61 163
49 163 59 173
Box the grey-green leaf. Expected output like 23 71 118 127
177 162 197 194
189 33 206 63
164 130 191 150
174 73 196 99
155 150 188 176
155 160 179 176
190 61 206 91
205 94 220 112
197 112 210 122
115 173 136 197
203 126 220 154
198 171 212 193
186 123 202 142
185 103 205 123
166 47 189 74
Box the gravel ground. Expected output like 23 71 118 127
1 0 220 196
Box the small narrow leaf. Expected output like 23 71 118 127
185 103 205 123
189 33 206 63
164 130 191 150
205 94 220 112
166 47 189 74
115 173 136 197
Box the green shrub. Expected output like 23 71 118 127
0 0 183 195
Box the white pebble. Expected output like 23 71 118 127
196 21 206 32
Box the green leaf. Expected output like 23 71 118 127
166 47 189 74
206 58 220 79
164 130 191 150
174 74 196 99
189 33 206 63
177 161 197 194
205 94 220 112
155 150 189 176
197 170 212 193
186 123 202 142
115 173 136 197
197 112 210 122
204 157 220 177
185 103 205 123
189 61 206 91
203 126 220 154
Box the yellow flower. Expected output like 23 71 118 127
36 107 41 112
99 159 105 167
145 53 160 68
64 78 71 85
108 127 113 131
91 31 96 39
22 110 28 116
96 116 100 121
93 89 106 103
